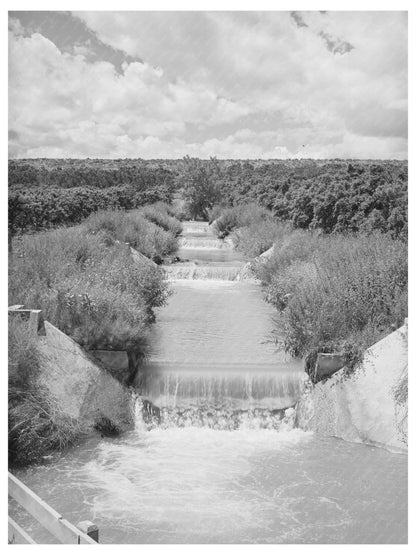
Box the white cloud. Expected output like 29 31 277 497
9 11 408 159
9 27 249 158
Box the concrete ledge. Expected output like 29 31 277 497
297 323 408 452
8 306 46 336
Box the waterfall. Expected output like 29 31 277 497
164 263 243 281
135 398 297 432
179 237 230 249
166 223 245 280
139 221 306 432
134 363 305 431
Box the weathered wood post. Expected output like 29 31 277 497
77 521 99 543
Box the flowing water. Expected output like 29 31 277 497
10 221 408 544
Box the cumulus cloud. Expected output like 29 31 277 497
9 26 249 158
9 11 407 159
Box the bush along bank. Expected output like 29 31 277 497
84 204 181 262
213 204 408 382
9 209 178 464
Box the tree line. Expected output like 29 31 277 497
179 157 407 238
9 157 407 238
9 159 176 235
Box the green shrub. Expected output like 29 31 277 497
264 261 318 311
212 203 272 239
254 228 321 283
232 220 289 257
266 233 407 363
167 201 190 222
207 204 226 224
140 202 183 237
85 209 178 258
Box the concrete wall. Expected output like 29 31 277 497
296 323 408 453
88 349 131 384
37 321 134 433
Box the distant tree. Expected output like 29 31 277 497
179 156 223 219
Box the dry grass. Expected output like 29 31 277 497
8 318 82 467
9 389 82 467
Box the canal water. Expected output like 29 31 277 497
11 222 408 544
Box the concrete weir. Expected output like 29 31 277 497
38 321 134 432
297 321 408 452
9 305 135 435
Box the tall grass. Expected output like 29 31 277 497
232 220 295 258
256 230 407 375
9 220 172 353
139 202 183 237
8 317 81 466
85 209 178 259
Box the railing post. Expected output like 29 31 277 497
77 520 99 543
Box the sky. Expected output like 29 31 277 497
8 11 408 159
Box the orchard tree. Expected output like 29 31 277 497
180 156 223 220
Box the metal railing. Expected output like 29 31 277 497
8 472 98 544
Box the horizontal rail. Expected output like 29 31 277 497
8 516 36 544
8 473 96 544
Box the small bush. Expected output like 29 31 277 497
165 198 189 221
232 220 290 258
9 389 81 467
211 208 239 238
254 228 321 286
85 209 178 259
212 203 272 239
264 261 318 311
140 202 183 237
207 204 226 224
